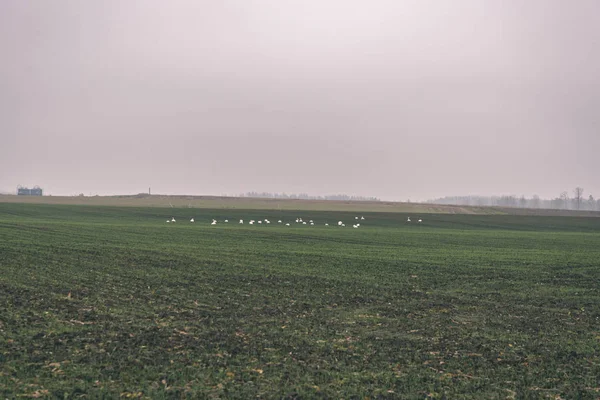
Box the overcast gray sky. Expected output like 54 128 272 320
1 1 599 201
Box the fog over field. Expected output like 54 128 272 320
1 1 599 200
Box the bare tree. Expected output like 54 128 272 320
573 187 584 210
560 191 569 209
588 194 595 211
532 194 541 208
519 195 527 208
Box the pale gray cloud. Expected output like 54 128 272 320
1 0 598 200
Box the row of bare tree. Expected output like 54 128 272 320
240 192 381 202
428 187 599 211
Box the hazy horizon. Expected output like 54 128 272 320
1 188 599 204
2 1 599 202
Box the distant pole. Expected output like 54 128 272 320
149 187 151 195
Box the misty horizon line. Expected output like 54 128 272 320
3 187 600 209
430 192 600 212
1 189 381 202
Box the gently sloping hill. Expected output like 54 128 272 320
0 195 600 217
0 194 553 216
0 194 487 213
3 194 599 217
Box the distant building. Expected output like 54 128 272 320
17 186 43 196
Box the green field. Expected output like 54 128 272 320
1 203 600 399
4 194 600 217
0 194 496 215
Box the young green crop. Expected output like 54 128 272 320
1 203 599 398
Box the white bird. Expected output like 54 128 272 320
356 223 360 227
310 222 314 225
325 223 329 226
166 220 170 223
258 220 262 224
407 217 411 222
353 224 358 228
361 216 365 220
171 217 176 222
265 220 270 224
355 216 359 220
299 218 303 222
295 218 299 223
338 221 343 226
278 220 282 223
309 220 313 223
249 220 254 225
342 224 345 227
418 219 422 223
190 218 194 223
285 223 290 226
302 221 307 225
224 219 228 223
211 220 217 225
239 219 244 224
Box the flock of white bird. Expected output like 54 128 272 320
167 215 367 228
166 215 424 226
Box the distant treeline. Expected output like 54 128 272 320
240 192 381 202
428 188 600 211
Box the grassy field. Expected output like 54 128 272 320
1 202 599 398
5 194 600 217
0 194 494 214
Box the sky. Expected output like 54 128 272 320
1 1 599 201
